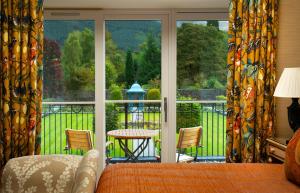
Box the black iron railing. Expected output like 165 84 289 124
176 101 226 162
41 100 226 162
41 102 95 155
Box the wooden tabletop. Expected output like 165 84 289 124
107 129 157 139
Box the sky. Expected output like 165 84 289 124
177 20 228 31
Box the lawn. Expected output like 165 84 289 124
41 110 226 158
41 111 95 155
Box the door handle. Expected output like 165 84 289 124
164 97 167 122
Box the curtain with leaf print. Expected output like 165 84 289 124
226 0 279 162
0 0 43 168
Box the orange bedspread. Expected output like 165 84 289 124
97 163 299 193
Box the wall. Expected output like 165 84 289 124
275 0 300 138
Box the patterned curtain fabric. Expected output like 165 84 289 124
226 0 279 162
0 0 43 168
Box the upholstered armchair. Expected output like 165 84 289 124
1 150 99 193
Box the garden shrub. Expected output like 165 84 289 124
147 88 161 100
176 95 201 133
109 84 123 100
106 85 122 132
106 103 120 132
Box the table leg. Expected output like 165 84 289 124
118 139 137 161
131 139 150 162
118 138 150 162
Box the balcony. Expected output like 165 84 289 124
41 100 226 162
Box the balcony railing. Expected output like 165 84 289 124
41 100 226 162
42 102 95 155
176 100 226 162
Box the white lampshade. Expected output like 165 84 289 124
274 67 300 98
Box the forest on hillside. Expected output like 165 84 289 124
43 20 227 101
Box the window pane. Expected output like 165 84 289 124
44 20 95 101
176 20 228 162
177 20 228 100
105 20 161 100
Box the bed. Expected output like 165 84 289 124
96 163 299 193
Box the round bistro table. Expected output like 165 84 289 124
107 129 157 162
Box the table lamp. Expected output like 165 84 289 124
274 67 300 132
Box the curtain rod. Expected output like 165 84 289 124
45 8 103 11
45 8 228 13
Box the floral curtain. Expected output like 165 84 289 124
0 0 43 168
226 0 279 162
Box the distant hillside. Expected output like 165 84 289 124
44 20 161 51
44 20 94 46
106 20 161 51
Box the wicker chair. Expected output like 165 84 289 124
65 129 113 164
65 129 93 153
176 126 203 162
155 126 203 162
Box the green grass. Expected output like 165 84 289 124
41 111 226 158
190 111 226 156
41 112 95 155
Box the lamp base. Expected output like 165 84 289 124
288 98 300 132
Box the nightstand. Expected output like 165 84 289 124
266 137 288 163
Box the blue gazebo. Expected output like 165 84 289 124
127 82 145 111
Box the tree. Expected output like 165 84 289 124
177 23 227 89
62 31 82 76
137 33 161 85
105 31 125 86
61 29 95 100
143 76 161 90
133 57 138 81
207 20 219 29
64 67 93 91
80 28 95 66
204 77 225 89
125 50 135 88
106 60 117 89
43 38 63 99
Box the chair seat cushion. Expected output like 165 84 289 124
1 155 82 193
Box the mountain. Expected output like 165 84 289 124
44 20 94 46
106 20 161 51
44 20 161 52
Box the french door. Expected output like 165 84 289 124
43 9 228 172
96 12 175 170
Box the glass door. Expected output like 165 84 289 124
102 15 169 163
176 18 228 162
